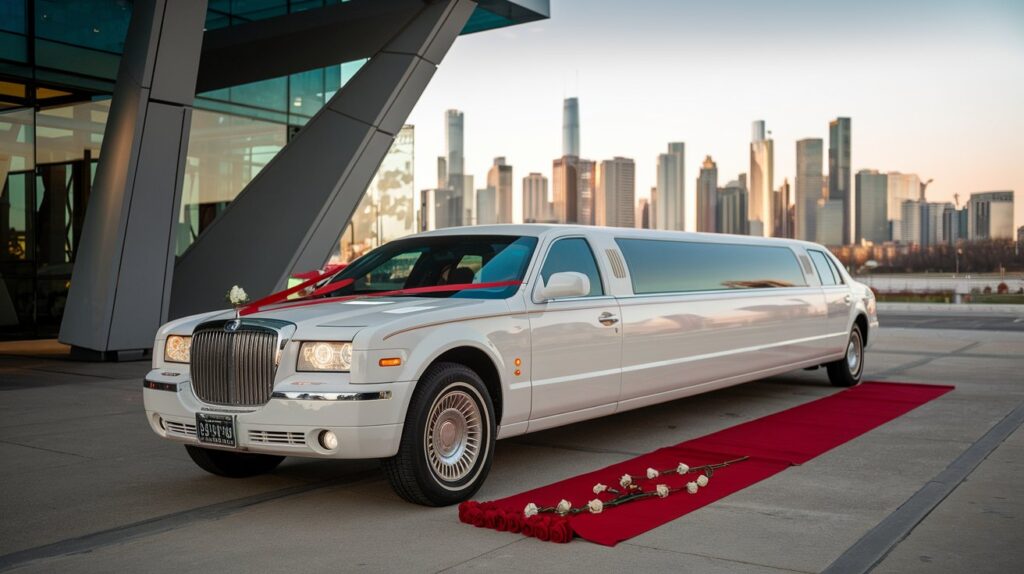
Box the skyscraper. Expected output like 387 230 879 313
855 170 889 244
436 157 447 189
578 159 597 225
967 191 1015 240
563 97 580 158
717 178 748 235
445 109 465 225
749 120 774 237
828 117 852 244
886 172 921 242
795 138 824 242
487 157 513 224
552 156 579 224
899 200 924 245
522 172 550 223
476 187 497 225
637 198 650 229
596 157 635 228
696 155 718 232
773 179 792 238
816 199 844 246
655 142 685 230
942 206 969 246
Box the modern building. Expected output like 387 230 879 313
486 157 513 224
773 178 791 238
925 202 954 246
562 97 580 158
816 199 844 246
0 0 549 350
943 206 969 245
967 191 1015 240
444 109 468 225
577 159 597 225
795 138 824 242
749 120 774 237
522 172 550 223
696 155 718 233
340 125 416 262
596 157 635 228
899 200 924 245
552 155 578 224
637 197 650 229
886 172 921 243
828 117 852 245
1018 225 1024 248
717 178 748 235
655 142 685 230
855 169 889 244
475 187 497 225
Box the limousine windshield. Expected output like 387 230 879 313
320 235 537 299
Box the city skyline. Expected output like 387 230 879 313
405 0 1023 231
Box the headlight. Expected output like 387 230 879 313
298 342 353 372
164 335 192 363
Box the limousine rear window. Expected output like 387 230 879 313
614 238 808 294
807 250 840 286
320 235 538 299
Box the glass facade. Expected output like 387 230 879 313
0 0 548 339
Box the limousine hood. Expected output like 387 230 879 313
249 296 489 329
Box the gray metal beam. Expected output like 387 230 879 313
170 0 477 319
58 0 207 358
196 0 424 94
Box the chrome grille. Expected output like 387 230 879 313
190 322 281 406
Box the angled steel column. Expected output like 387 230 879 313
59 0 207 358
170 0 476 319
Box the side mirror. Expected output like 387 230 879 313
536 271 590 302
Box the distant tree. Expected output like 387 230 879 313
997 282 1009 294
983 286 993 294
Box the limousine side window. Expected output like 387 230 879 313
808 250 839 286
539 238 604 297
614 238 808 294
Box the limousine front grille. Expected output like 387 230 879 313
190 323 280 406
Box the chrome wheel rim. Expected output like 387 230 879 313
425 387 482 482
847 333 862 376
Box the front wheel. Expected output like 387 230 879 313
826 324 865 387
185 445 284 478
382 362 496 506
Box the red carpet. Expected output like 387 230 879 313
459 382 954 545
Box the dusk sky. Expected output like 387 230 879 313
406 0 1024 230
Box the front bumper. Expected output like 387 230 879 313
143 370 413 459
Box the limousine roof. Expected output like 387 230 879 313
416 223 827 250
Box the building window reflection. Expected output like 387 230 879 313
333 125 415 264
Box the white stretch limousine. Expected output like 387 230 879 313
144 225 878 505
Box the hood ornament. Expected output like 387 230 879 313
225 319 241 332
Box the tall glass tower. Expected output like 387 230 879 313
749 120 774 237
445 109 465 224
562 97 580 157
828 117 852 244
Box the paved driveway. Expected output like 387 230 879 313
0 322 1021 573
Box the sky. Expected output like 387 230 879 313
405 0 1024 231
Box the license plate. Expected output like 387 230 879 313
196 413 237 447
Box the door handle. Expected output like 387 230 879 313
598 312 619 326
843 294 852 303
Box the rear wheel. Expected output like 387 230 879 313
382 362 495 506
185 445 284 478
826 324 864 387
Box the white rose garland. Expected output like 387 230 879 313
514 456 747 518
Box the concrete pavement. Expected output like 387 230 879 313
0 324 1021 573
